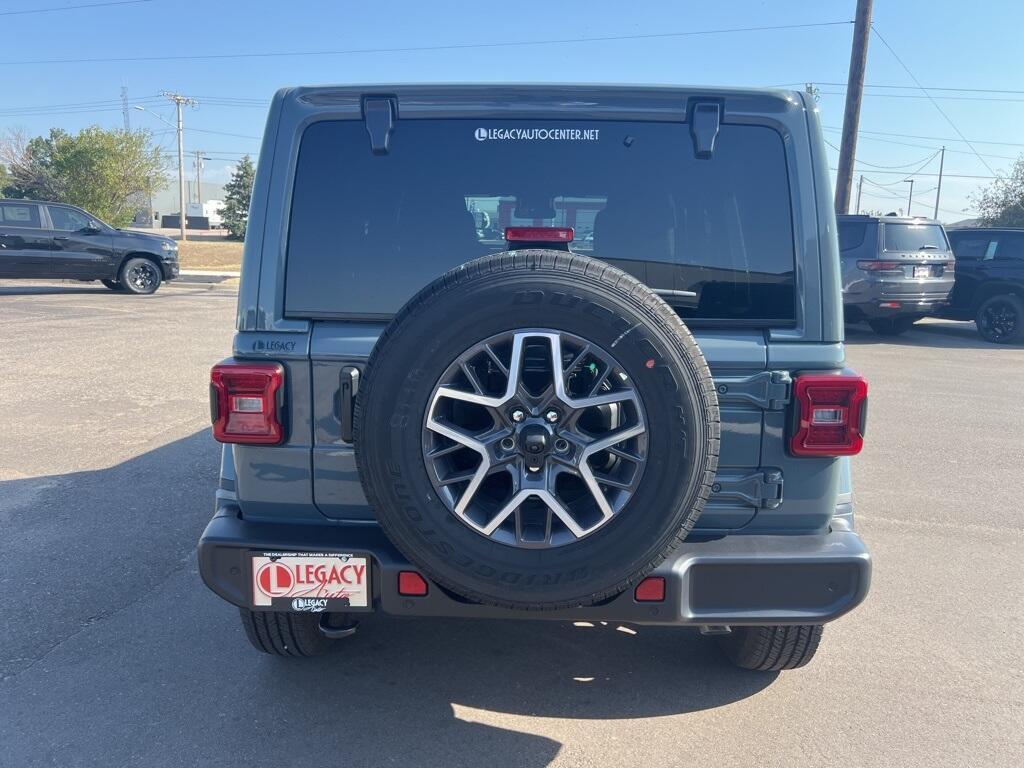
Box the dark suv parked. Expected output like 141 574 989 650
838 214 954 335
944 227 1024 344
198 84 871 671
0 199 178 294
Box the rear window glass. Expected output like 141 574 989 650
947 232 996 259
838 221 868 251
286 119 796 322
0 202 40 227
883 223 949 252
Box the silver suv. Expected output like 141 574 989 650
839 214 955 335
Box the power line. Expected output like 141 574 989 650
782 81 1024 96
869 25 1001 182
819 89 1024 104
830 168 997 179
0 20 853 66
824 125 1024 149
0 0 153 17
823 139 938 169
821 127 1019 161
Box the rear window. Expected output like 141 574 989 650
838 221 868 251
285 119 796 323
883 223 949 252
0 202 41 228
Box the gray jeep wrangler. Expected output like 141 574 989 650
198 84 871 671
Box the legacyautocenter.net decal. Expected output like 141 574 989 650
474 127 601 141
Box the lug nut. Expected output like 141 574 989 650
554 438 570 454
500 437 516 451
544 409 559 423
510 408 526 423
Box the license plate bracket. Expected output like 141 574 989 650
250 552 371 612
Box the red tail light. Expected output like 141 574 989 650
505 226 574 243
857 260 902 271
790 374 868 457
210 362 285 444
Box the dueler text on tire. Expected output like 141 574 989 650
354 251 720 610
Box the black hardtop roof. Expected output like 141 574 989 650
946 226 1024 233
837 213 944 225
278 82 804 117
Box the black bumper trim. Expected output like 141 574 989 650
198 505 871 626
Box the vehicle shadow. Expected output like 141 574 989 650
845 320 1021 349
0 281 113 296
1 430 775 768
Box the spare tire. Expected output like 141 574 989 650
355 251 719 610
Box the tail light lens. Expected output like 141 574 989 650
857 260 902 271
790 373 868 457
210 362 285 444
505 226 574 243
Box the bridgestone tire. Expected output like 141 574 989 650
238 608 336 657
355 251 720 610
716 625 824 671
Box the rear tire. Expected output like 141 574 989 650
101 279 122 291
868 316 916 336
717 625 823 671
975 294 1024 344
238 608 337 657
119 257 162 295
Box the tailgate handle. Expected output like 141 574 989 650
339 366 360 443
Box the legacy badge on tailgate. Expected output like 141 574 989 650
252 552 369 610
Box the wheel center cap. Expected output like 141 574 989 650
519 424 551 456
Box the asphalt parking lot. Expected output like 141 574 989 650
1 280 1021 768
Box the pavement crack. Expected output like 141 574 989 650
0 551 195 684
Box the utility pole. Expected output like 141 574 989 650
121 85 131 131
933 146 946 219
160 91 197 241
905 178 915 215
855 174 864 214
834 0 874 215
193 150 209 206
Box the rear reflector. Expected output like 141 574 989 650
398 571 429 596
634 577 665 602
790 374 868 457
504 226 573 243
878 301 901 309
210 362 284 445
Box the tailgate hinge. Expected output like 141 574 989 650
714 370 791 411
362 96 396 155
711 470 784 510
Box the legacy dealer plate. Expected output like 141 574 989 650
251 552 370 611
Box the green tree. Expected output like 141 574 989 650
0 162 9 195
971 155 1024 227
0 126 166 226
221 155 255 239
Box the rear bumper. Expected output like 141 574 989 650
845 296 947 320
198 505 871 627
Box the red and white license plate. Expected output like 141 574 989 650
251 552 370 611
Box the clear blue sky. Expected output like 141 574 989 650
2 0 1021 221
